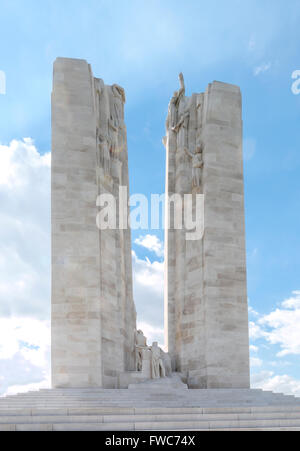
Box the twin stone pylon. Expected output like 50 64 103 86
51 58 136 389
51 58 250 389
164 75 250 389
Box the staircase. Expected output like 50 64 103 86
1 387 300 431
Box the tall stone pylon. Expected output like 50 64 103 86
51 58 136 388
164 76 250 389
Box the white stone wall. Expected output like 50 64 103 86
164 80 250 389
52 58 136 388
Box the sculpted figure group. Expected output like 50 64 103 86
96 73 203 188
167 73 204 189
185 144 204 188
96 83 126 176
135 330 171 380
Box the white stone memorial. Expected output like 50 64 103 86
0 59 299 431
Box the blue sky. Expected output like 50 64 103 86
0 0 299 395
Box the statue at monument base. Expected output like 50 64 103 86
135 329 148 372
118 330 173 388
151 342 166 379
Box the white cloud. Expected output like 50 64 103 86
132 250 164 337
257 291 300 357
0 317 50 396
248 305 259 317
269 360 291 368
135 234 164 258
0 139 51 396
253 62 272 76
249 321 266 340
252 371 300 398
0 139 51 318
249 291 300 398
282 291 300 309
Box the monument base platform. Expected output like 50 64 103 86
1 382 300 431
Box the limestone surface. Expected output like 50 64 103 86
1 388 300 431
51 58 136 389
164 76 250 389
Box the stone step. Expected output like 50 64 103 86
1 399 299 406
134 418 300 431
10 400 296 405
3 417 300 431
1 404 300 413
4 400 282 404
3 400 296 406
1 387 300 432
2 396 297 402
209 427 300 431
2 411 300 424
2 397 297 402
5 395 289 400
2 424 300 432
3 389 289 395
40 390 268 395
1 404 299 411
3 389 294 394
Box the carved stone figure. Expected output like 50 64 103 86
112 84 125 126
108 115 118 158
185 144 204 188
135 330 148 372
177 72 185 102
161 351 172 377
172 110 190 133
151 342 166 379
167 73 186 130
107 84 126 160
97 132 111 175
173 111 190 149
168 93 179 129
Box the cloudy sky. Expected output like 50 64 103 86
0 0 300 396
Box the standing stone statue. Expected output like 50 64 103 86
173 111 190 149
161 351 172 377
112 84 125 126
170 75 190 149
168 93 179 130
151 342 166 379
107 84 126 160
135 330 148 372
167 73 186 130
108 115 118 158
184 144 204 188
97 132 111 175
178 72 186 101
